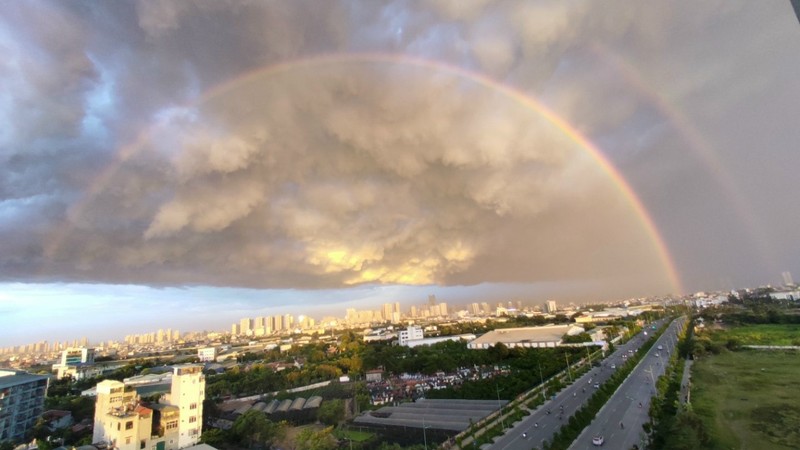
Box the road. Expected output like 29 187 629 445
568 317 685 450
485 318 671 450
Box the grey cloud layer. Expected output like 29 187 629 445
2 0 799 293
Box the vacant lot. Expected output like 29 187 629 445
691 350 800 449
704 323 800 346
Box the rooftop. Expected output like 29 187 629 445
354 398 507 432
468 324 579 347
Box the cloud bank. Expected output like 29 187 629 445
2 0 800 295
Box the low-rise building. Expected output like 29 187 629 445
398 326 424 346
197 347 217 362
467 324 584 349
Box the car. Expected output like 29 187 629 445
592 435 604 446
593 383 600 388
655 353 660 357
610 364 616 369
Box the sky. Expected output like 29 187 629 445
2 1 800 346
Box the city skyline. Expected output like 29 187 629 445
2 3 800 348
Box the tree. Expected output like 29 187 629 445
231 410 278 449
199 428 229 447
317 399 344 425
295 426 338 450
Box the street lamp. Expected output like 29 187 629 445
565 353 573 382
496 384 506 430
538 362 547 401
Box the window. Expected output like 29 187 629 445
125 437 131 444
188 416 196 423
166 421 178 430
140 440 146 449
189 403 197 409
126 421 134 430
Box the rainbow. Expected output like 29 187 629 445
47 52 684 293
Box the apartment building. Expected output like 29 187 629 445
93 365 204 450
0 370 49 442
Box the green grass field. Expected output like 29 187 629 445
691 350 800 449
335 429 374 442
705 323 800 346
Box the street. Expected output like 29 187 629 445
485 318 672 450
568 317 685 450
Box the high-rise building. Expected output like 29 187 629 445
439 302 448 316
546 300 558 313
239 318 252 336
428 295 437 306
92 365 204 450
383 303 394 322
783 271 795 286
273 314 283 332
231 323 239 335
0 370 49 442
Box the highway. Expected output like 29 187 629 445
485 318 671 450
568 316 685 450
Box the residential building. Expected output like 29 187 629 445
92 365 205 450
0 370 49 442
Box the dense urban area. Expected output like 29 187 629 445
2 283 799 450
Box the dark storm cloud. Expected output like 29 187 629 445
1 0 799 295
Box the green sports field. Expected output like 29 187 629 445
691 349 800 449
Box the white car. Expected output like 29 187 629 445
592 435 604 446
611 364 616 369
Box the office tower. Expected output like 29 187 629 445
546 300 557 313
92 365 204 450
470 303 480 315
0 370 49 442
783 271 794 286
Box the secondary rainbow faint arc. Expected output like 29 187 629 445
51 52 684 293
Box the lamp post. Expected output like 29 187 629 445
565 353 573 382
496 384 506 430
538 362 546 401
